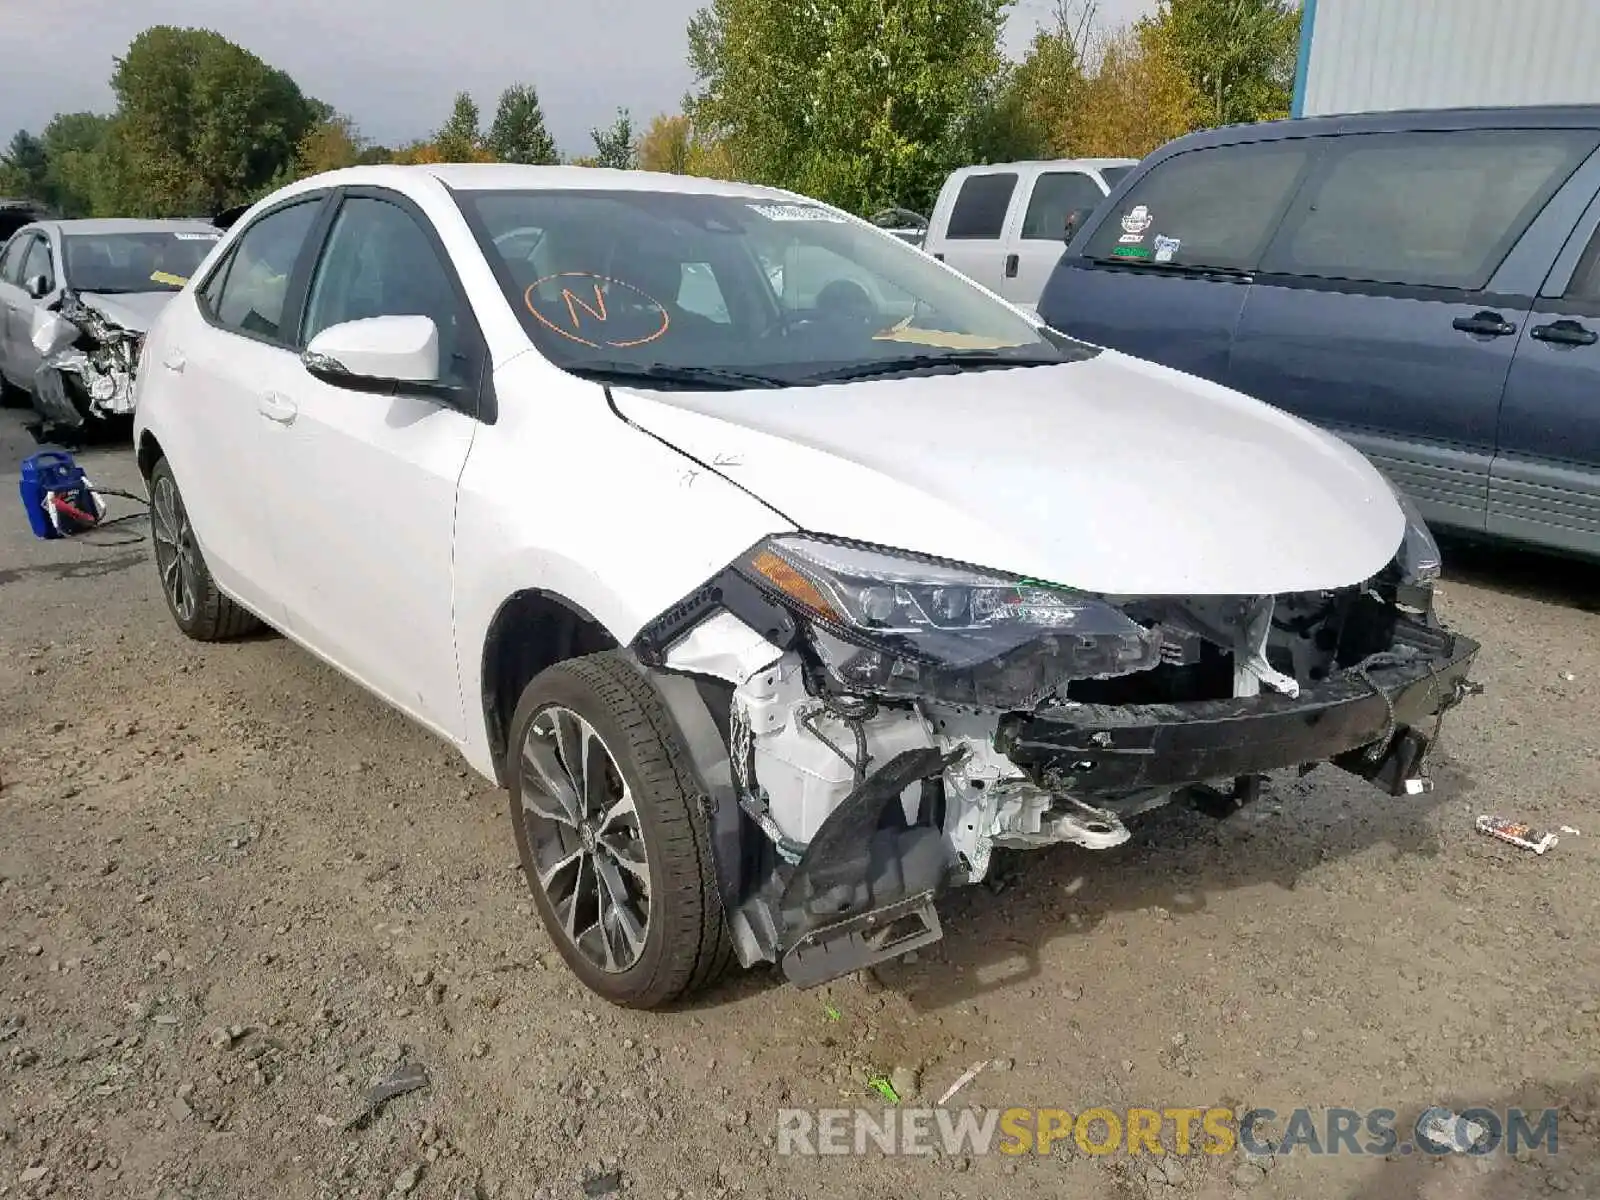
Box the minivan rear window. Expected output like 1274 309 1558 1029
1084 141 1313 270
946 173 1018 240
1261 129 1599 291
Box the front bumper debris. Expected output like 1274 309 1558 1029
997 620 1480 797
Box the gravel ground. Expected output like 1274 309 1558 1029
2 410 1598 1200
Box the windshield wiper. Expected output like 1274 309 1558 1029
804 350 1060 384
565 361 787 391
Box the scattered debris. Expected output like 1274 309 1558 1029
389 1163 423 1196
937 1060 990 1105
867 1076 901 1104
1560 826 1581 836
581 1169 623 1198
822 1003 841 1022
347 1061 431 1130
1416 1106 1491 1153
889 1065 920 1101
1476 815 1559 855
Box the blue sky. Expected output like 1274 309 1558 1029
1 0 1157 158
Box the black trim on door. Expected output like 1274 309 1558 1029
1247 273 1534 309
302 185 497 425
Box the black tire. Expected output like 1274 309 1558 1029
506 650 734 1008
147 457 263 642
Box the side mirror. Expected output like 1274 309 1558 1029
1062 207 1095 243
25 274 51 299
31 310 77 357
301 315 442 391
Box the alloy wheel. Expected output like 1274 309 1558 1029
518 706 652 972
150 474 198 623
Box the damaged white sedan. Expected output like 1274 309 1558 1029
0 218 221 435
130 165 1481 1008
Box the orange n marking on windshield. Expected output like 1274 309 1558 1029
562 283 607 330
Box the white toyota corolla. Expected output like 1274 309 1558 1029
131 164 1480 1008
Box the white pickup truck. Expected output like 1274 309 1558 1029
921 158 1136 315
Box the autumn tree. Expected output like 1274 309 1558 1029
590 109 637 169
637 114 692 174
295 114 366 178
489 84 558 164
1147 0 1300 127
106 26 327 214
686 0 1008 214
1008 6 1089 158
1065 19 1201 157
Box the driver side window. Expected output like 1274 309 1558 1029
301 196 472 386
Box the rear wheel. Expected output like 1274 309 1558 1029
506 651 733 1008
148 458 262 641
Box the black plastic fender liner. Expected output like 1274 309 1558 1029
777 747 958 946
633 662 749 942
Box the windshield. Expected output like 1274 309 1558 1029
63 230 221 294
458 189 1096 387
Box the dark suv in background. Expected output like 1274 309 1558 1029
1037 106 1600 561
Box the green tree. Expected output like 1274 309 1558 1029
1145 0 1300 127
489 84 558 164
107 26 327 214
686 0 1008 215
41 113 113 216
0 131 50 204
435 91 489 162
590 108 637 169
295 114 366 178
1009 11 1089 157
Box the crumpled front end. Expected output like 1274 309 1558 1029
632 513 1480 989
30 293 143 431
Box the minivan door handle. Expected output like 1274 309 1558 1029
1004 253 1020 278
1530 318 1598 346
1452 311 1517 337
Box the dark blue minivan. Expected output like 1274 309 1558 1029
1036 105 1600 561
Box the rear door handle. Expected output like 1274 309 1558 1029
257 392 298 424
1531 318 1598 346
1452 311 1517 337
1004 253 1020 278
162 349 186 373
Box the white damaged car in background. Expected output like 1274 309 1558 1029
130 165 1483 1009
0 217 221 437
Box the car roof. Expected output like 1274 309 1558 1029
43 217 222 236
950 157 1138 175
1154 103 1600 158
276 162 802 203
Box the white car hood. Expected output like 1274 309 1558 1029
76 290 175 333
610 349 1406 597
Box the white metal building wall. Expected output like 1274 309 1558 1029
1295 0 1600 118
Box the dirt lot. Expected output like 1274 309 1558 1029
2 410 1598 1200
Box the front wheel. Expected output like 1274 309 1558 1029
506 651 733 1008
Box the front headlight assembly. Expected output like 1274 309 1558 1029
732 535 1161 709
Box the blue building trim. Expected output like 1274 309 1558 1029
1291 0 1319 117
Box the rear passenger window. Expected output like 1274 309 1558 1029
1263 130 1598 291
208 200 321 342
946 173 1018 240
1085 141 1312 269
1021 172 1105 240
1565 226 1600 302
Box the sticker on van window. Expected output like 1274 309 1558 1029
1153 235 1181 263
149 270 188 287
1112 244 1152 260
1120 204 1153 236
746 203 847 223
174 232 221 241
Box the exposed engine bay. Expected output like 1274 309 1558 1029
31 292 143 432
633 526 1480 989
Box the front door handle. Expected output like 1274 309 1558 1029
1004 253 1020 278
257 392 298 424
1452 311 1517 337
1531 318 1598 346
